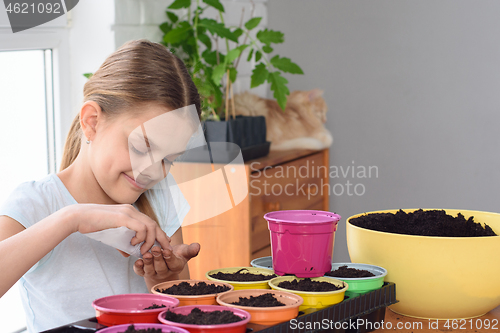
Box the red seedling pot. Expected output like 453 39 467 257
92 293 179 326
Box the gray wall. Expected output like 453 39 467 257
267 0 500 262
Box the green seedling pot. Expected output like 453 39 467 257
325 263 387 298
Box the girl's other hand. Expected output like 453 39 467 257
68 204 171 255
134 242 200 287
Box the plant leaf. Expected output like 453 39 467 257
262 45 273 53
163 21 192 44
83 73 93 79
255 51 262 62
233 28 243 39
226 48 242 64
202 50 225 65
229 67 237 82
226 45 248 64
159 22 172 34
244 17 262 31
181 43 196 60
268 71 289 111
250 63 269 88
202 50 217 65
168 0 191 9
166 11 178 23
212 63 227 86
196 25 207 35
204 67 223 110
246 49 254 62
191 61 204 75
199 18 238 42
256 29 284 45
195 77 215 98
203 0 225 12
212 82 223 109
198 33 212 50
270 55 304 74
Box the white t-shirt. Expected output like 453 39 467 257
0 173 189 333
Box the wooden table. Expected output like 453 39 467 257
377 306 500 332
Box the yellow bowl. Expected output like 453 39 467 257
206 267 276 290
268 276 347 311
347 209 500 319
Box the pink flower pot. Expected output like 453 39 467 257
97 323 189 333
265 210 341 278
158 305 250 333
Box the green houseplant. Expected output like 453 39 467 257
160 0 303 119
159 0 303 161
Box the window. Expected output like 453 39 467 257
1 5 70 333
0 48 56 333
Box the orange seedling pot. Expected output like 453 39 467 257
216 289 303 326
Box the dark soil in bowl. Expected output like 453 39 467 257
143 303 167 310
277 278 344 292
325 265 375 278
155 281 230 295
120 325 174 333
230 293 285 307
163 307 244 325
349 209 497 237
209 268 276 281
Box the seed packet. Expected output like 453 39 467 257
84 226 160 258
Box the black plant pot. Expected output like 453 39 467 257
204 115 270 162
204 115 267 148
180 115 269 164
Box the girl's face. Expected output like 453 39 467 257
87 103 194 204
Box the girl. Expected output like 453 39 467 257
0 39 201 332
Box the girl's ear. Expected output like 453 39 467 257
80 101 102 141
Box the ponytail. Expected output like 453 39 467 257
60 114 82 171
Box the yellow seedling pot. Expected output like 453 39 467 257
206 267 275 290
268 276 347 311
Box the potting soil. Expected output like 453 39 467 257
163 307 244 325
119 324 169 333
325 265 375 278
277 278 344 292
349 209 497 237
142 303 166 310
155 281 230 295
231 293 286 307
209 268 276 281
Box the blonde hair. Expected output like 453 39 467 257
60 39 201 223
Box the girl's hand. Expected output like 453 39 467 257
69 204 171 255
134 242 200 289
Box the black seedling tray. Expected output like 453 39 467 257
41 283 397 333
249 282 397 333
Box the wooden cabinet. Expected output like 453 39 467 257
176 149 330 280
